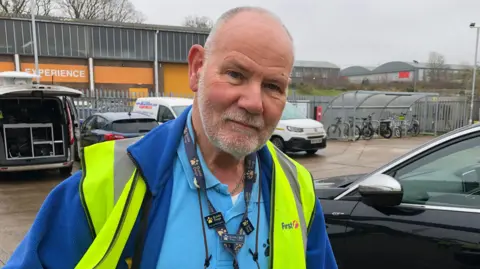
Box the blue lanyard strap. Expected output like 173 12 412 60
183 126 258 268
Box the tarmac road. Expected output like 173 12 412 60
0 136 432 266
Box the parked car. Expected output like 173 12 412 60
270 102 326 154
132 97 193 123
316 124 480 269
79 112 159 149
0 71 82 175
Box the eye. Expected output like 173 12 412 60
263 83 281 91
227 70 243 80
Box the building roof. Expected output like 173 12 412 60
294 60 340 69
340 66 373 76
341 61 473 77
0 13 210 34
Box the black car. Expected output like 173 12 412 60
79 112 158 149
317 124 480 269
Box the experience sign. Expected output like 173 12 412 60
22 63 89 83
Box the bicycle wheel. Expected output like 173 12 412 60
341 123 350 139
327 125 340 138
411 124 420 136
394 127 402 138
381 127 393 139
354 125 361 141
363 127 374 140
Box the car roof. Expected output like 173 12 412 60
135 97 193 107
94 112 156 121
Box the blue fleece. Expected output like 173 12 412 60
4 105 337 269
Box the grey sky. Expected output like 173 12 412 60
132 0 480 68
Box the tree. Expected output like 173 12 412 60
182 15 213 30
426 51 447 82
55 0 145 23
0 0 144 23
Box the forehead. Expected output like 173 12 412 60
209 12 294 74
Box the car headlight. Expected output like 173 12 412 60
287 126 303 132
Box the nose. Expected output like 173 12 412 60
237 81 264 115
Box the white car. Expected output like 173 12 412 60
132 97 193 123
270 102 327 154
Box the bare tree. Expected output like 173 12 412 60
426 51 447 82
0 0 29 14
183 15 213 30
36 0 54 16
55 0 144 22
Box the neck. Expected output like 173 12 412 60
191 106 245 189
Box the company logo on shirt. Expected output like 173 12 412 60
281 220 299 230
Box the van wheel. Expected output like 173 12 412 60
59 166 73 177
271 136 285 152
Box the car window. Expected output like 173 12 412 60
171 105 189 117
96 117 107 129
158 106 175 122
111 119 158 133
392 135 480 209
281 103 306 120
82 116 96 131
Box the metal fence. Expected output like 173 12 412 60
73 89 194 120
73 89 476 138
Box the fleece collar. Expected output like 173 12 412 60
126 105 274 196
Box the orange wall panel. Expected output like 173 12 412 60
94 66 153 85
163 63 192 97
21 63 89 83
0 61 15 72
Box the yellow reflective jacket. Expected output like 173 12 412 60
75 136 317 269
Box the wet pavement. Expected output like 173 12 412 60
0 136 432 265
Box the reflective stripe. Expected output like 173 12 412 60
76 137 145 269
113 137 143 203
271 145 308 252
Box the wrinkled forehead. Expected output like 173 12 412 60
208 12 294 76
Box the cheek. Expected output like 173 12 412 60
204 80 239 108
263 99 285 126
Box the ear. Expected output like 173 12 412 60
188 44 205 93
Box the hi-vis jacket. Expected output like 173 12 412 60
4 106 337 269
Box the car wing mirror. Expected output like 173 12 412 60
358 174 403 207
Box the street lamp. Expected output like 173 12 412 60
469 22 480 125
412 60 418 92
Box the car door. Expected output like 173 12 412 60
341 133 480 269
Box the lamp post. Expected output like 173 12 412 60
412 60 418 92
30 0 40 84
469 22 480 125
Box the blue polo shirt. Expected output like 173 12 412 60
156 110 270 269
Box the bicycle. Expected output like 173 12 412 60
327 117 349 139
358 116 375 140
407 114 420 136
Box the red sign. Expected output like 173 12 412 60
316 106 323 121
398 71 410 78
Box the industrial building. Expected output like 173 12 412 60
0 14 336 97
0 14 210 97
290 60 340 86
340 61 471 85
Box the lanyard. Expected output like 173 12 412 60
183 126 259 269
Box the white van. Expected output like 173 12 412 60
132 97 193 123
0 71 82 174
270 102 327 155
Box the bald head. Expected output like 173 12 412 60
204 6 294 61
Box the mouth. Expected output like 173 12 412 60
228 119 259 131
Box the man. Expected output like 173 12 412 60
5 6 337 269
